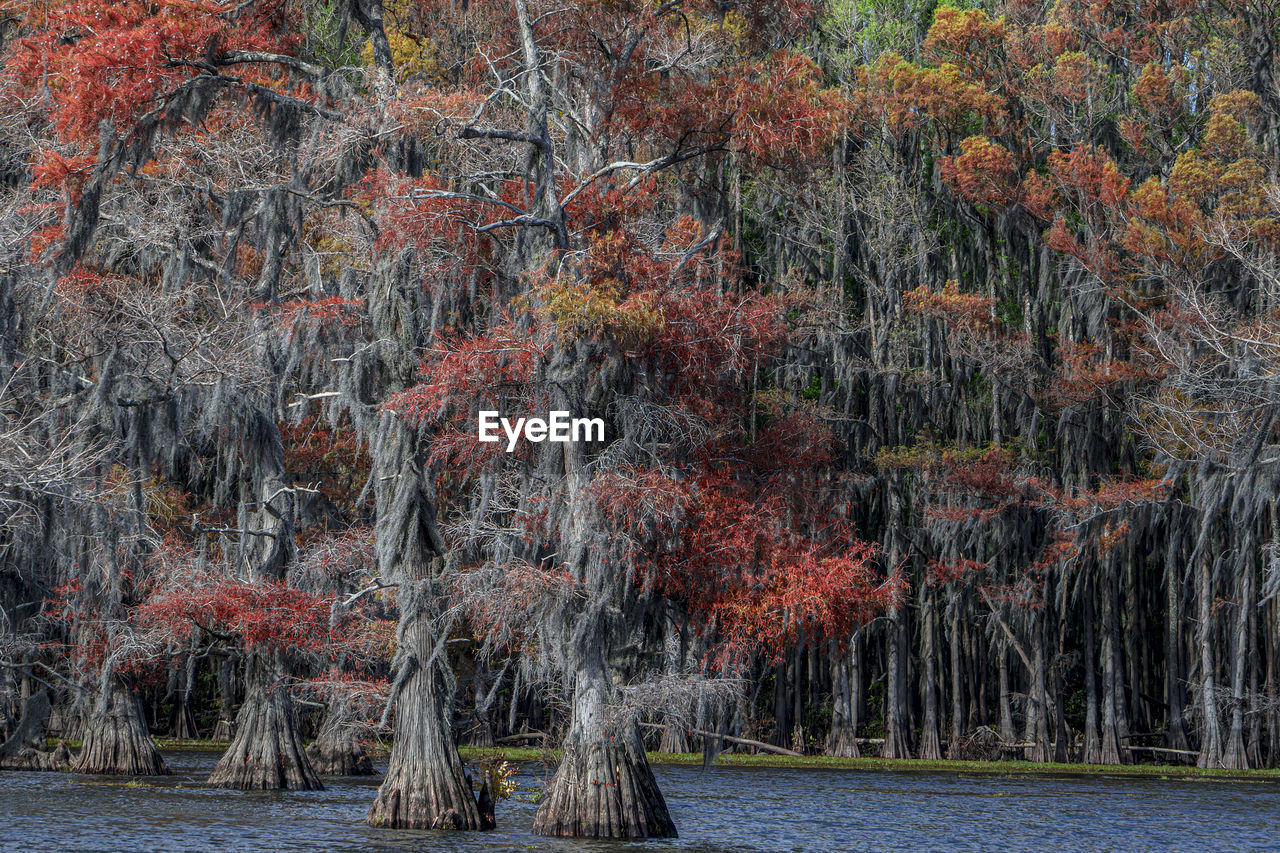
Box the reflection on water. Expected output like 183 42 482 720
1 750 1277 851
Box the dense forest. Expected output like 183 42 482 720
1 0 1279 840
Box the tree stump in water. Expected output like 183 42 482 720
207 653 321 790
0 690 73 771
72 682 168 775
306 701 375 776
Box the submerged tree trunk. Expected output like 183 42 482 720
72 680 168 776
307 698 375 776
532 643 676 839
207 650 321 790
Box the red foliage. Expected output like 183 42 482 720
6 0 300 143
140 575 344 656
595 466 897 664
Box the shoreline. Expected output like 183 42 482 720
142 738 1280 782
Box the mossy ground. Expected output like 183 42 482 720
143 739 1280 781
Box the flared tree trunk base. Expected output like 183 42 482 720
211 720 234 742
207 664 321 790
368 759 487 829
368 581 487 830
307 704 375 776
826 726 860 758
532 739 677 839
72 684 168 775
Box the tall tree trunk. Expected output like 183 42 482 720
827 633 861 758
369 581 485 827
367 421 486 829
1082 575 1102 763
1197 546 1225 768
1099 561 1128 764
998 640 1016 747
881 476 911 759
1024 605 1051 763
1164 529 1191 753
1221 550 1252 769
919 588 943 760
208 415 319 789
882 602 913 759
946 589 965 758
772 658 790 748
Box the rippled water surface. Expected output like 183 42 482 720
1 750 1277 851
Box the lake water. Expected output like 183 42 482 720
0 750 1276 851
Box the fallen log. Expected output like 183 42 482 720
638 722 803 757
495 732 548 744
1126 746 1200 757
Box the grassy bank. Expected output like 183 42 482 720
147 738 1280 781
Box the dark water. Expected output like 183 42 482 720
0 750 1276 851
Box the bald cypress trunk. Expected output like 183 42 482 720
72 680 167 776
919 588 943 760
207 650 320 790
1221 553 1252 769
1025 606 1051 763
365 415 486 829
882 602 913 759
532 642 676 839
368 582 484 828
1164 531 1191 754
826 633 860 758
947 591 965 758
1099 562 1128 764
307 698 375 776
1197 545 1225 768
208 417 319 790
997 640 1016 747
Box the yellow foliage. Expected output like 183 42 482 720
360 30 442 83
535 278 664 346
